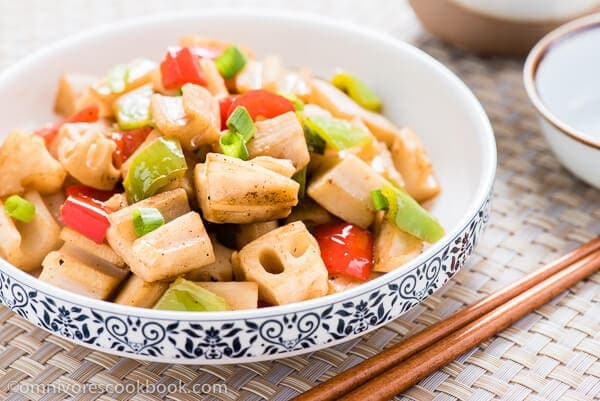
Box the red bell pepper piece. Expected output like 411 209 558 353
111 126 153 167
61 185 119 244
35 106 100 147
160 47 206 90
314 222 374 281
225 90 294 122
219 95 237 130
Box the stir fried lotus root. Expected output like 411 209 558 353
0 37 444 310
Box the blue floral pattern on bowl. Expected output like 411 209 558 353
0 198 490 364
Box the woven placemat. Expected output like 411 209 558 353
0 1 599 400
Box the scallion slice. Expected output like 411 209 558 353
226 106 256 142
370 189 389 211
132 207 165 237
331 71 382 112
219 131 249 160
215 46 247 79
4 195 35 223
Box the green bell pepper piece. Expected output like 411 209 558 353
124 137 187 203
154 278 231 311
304 115 372 151
381 185 445 243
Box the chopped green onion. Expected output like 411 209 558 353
214 46 247 79
175 88 183 96
4 195 35 223
219 131 249 160
154 277 231 311
370 189 389 211
278 92 304 111
380 185 445 243
114 84 153 130
293 167 308 199
124 137 187 203
227 106 255 142
132 207 164 237
331 71 382 112
304 115 372 151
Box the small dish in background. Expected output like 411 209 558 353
410 0 600 56
524 13 600 189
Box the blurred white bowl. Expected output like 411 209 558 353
524 14 600 189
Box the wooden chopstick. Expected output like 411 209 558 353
293 237 600 401
341 248 600 401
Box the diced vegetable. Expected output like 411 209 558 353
373 218 422 273
95 59 157 96
160 47 206 90
331 71 382 112
111 126 153 167
66 185 118 205
114 84 153 130
219 131 249 160
304 115 372 151
114 275 169 308
132 207 164 237
0 191 62 272
390 128 440 202
231 221 328 305
60 227 125 268
293 167 307 199
226 89 294 121
314 222 374 281
379 185 444 243
235 220 279 249
219 95 237 130
304 125 326 154
307 155 387 228
279 92 304 111
60 195 110 244
123 137 187 203
248 112 310 173
0 131 66 197
199 58 229 97
195 153 299 224
195 282 258 310
154 277 231 312
54 73 98 117
35 105 100 146
370 189 389 211
227 106 256 142
55 125 120 190
40 245 127 300
4 195 36 223
214 46 247 78
150 84 220 151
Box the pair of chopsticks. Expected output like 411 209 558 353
293 237 600 401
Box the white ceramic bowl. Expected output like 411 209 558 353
0 11 496 364
524 14 600 189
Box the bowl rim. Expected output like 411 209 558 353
0 9 497 321
523 12 600 150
